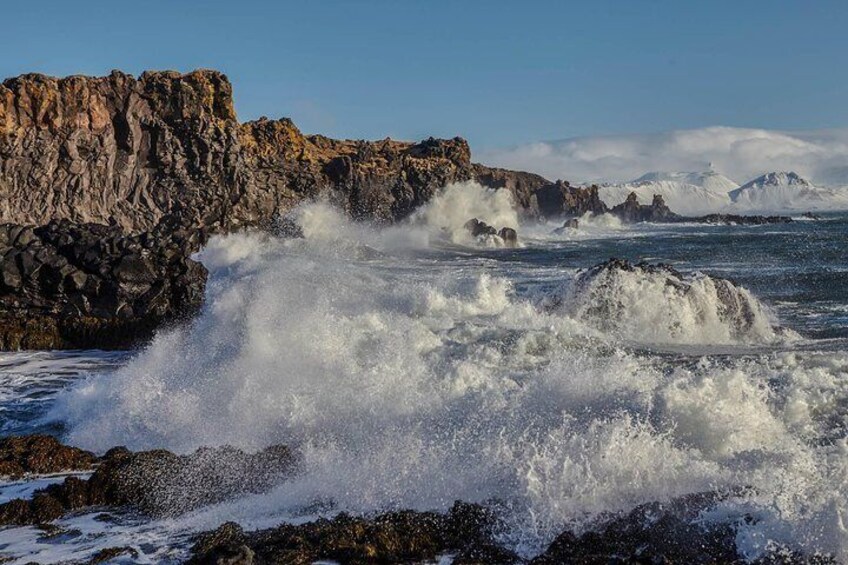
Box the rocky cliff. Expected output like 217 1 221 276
0 69 610 349
0 69 576 232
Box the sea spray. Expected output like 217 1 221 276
47 202 848 559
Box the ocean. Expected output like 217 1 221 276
1 183 846 563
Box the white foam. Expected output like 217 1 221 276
38 205 848 560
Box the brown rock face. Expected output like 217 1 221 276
0 434 97 478
0 70 548 233
0 70 242 233
237 119 478 223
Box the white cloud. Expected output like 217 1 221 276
478 126 848 186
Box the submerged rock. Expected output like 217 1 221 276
697 213 793 225
544 258 785 343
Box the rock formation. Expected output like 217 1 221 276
0 217 207 349
0 70 550 233
531 180 608 218
610 192 678 222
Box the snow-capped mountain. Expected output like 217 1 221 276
729 171 848 213
598 170 737 215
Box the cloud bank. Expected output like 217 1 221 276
478 126 848 186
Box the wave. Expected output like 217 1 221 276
542 259 794 345
48 201 848 559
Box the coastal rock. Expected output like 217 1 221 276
0 435 97 478
697 213 793 225
531 180 608 218
0 70 550 233
498 227 518 247
0 436 296 525
0 218 207 350
464 218 519 247
465 218 498 237
188 501 519 565
610 192 679 223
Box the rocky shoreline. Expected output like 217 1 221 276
0 434 830 564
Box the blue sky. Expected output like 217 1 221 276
2 1 848 150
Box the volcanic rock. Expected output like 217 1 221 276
0 218 208 349
0 436 296 525
610 192 679 223
0 434 97 478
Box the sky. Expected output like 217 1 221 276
3 0 848 180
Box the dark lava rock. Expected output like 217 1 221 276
532 180 608 218
464 219 519 247
87 546 140 564
0 434 97 478
611 192 679 223
0 217 208 350
188 501 520 565
697 213 793 225
0 436 296 525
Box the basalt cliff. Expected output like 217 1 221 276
0 69 565 232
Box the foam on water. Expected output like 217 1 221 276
15 190 846 560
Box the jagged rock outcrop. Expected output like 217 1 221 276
610 192 678 222
0 70 243 233
0 70 547 233
0 69 560 350
0 436 296 525
531 180 608 218
0 217 207 349
237 119 480 223
0 434 97 478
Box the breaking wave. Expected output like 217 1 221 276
50 197 848 559
543 259 794 345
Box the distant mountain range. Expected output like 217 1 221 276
599 170 848 215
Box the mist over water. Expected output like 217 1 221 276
0 183 844 560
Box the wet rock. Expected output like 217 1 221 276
88 546 140 564
697 213 793 225
498 227 518 247
464 219 519 247
0 437 297 525
0 218 208 350
0 434 97 478
611 192 679 223
802 211 821 220
465 218 498 237
531 492 745 564
188 501 520 565
553 218 580 235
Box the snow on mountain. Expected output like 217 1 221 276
598 170 737 215
729 171 848 213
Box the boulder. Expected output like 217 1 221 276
0 435 97 478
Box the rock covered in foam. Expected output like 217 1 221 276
464 218 519 247
0 435 296 524
549 258 785 344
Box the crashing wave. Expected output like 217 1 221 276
545 259 792 345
